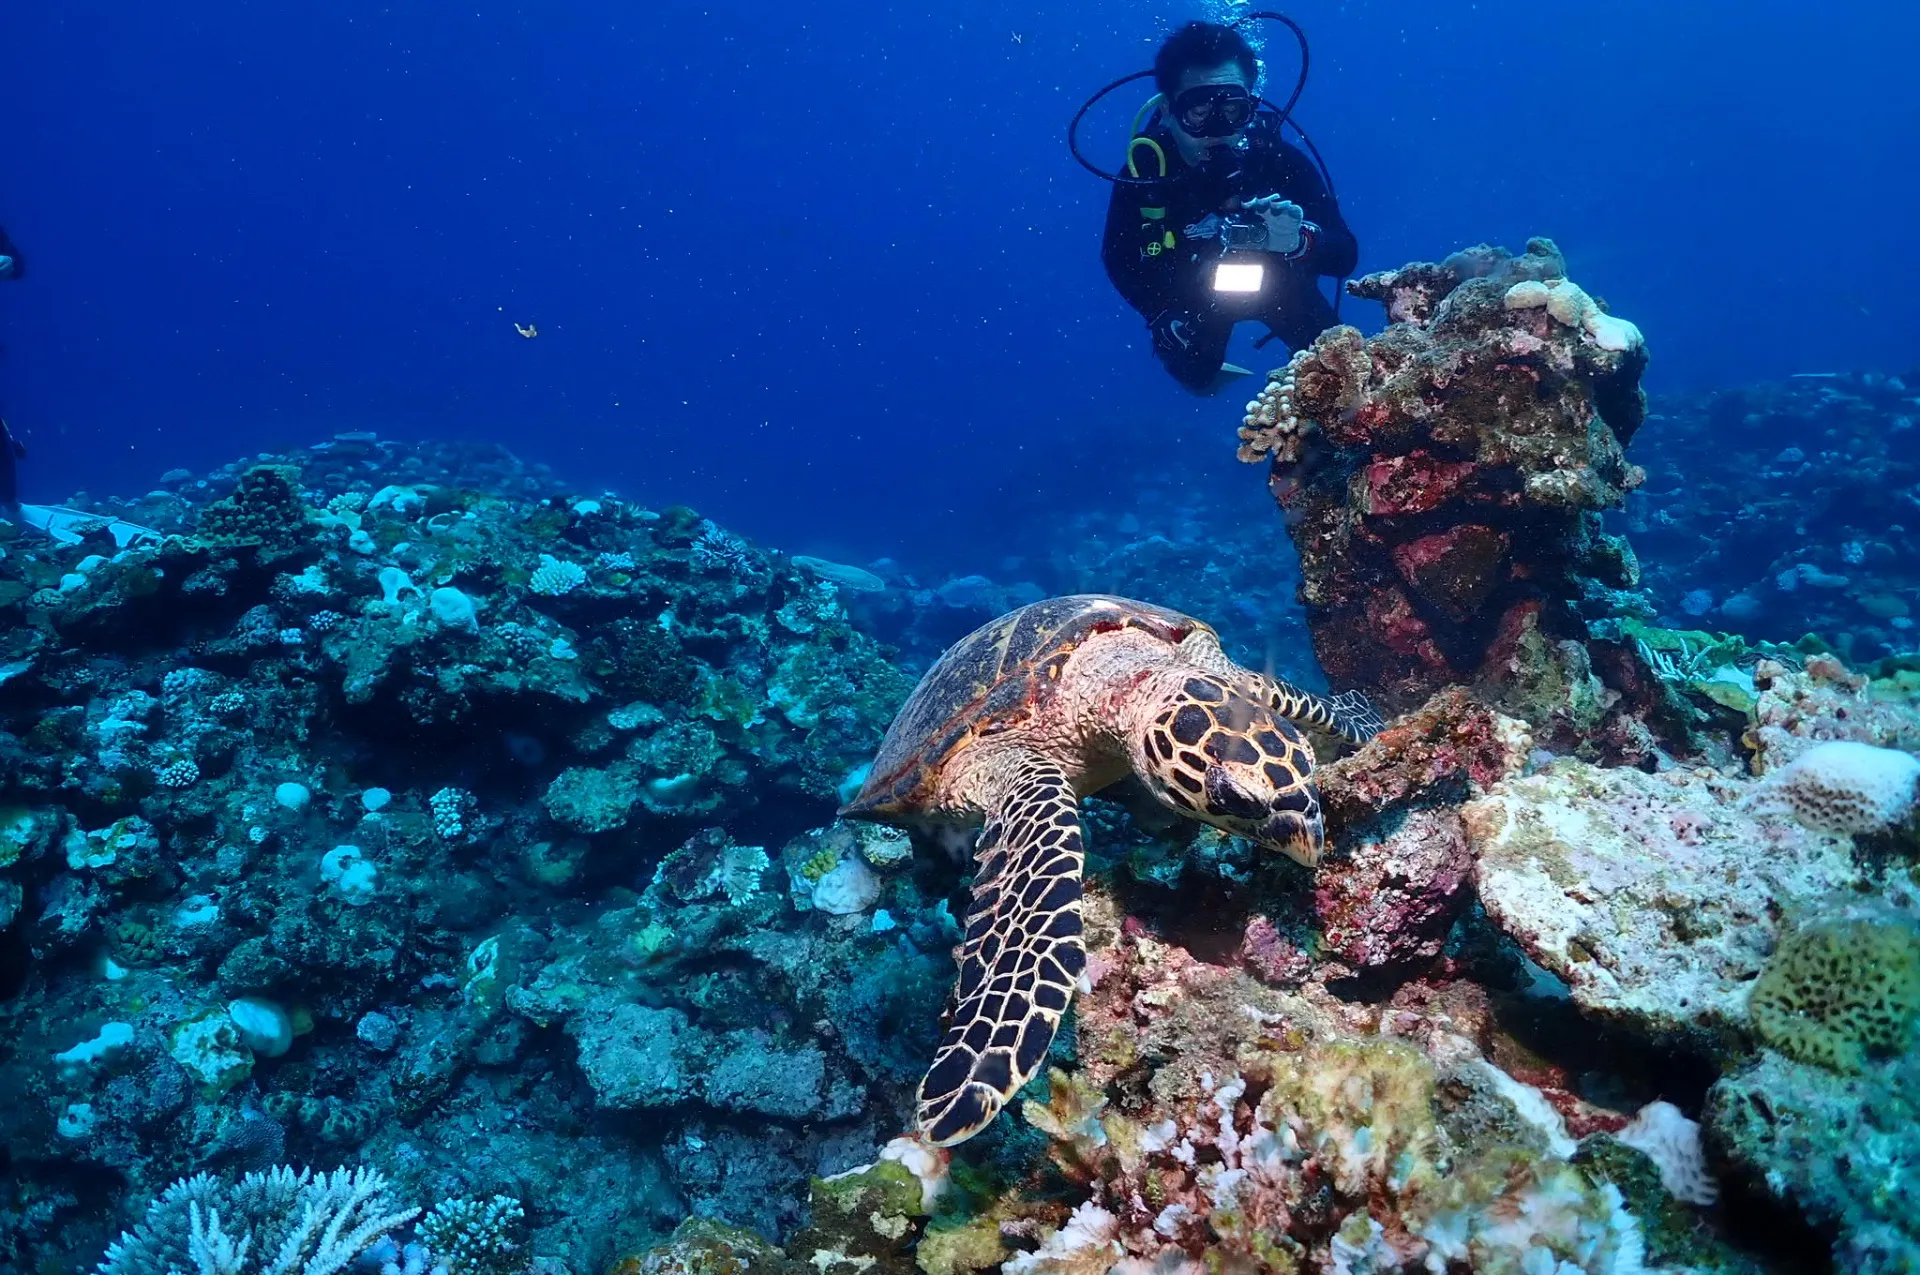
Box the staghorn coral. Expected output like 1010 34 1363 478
95 1165 418 1275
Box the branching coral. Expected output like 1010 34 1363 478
528 553 587 597
96 1166 418 1275
1236 350 1311 466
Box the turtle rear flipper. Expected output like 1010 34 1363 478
1259 677 1384 744
917 753 1085 1147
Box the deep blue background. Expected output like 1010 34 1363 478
3 0 1915 568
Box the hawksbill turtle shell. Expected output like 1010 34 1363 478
843 594 1204 820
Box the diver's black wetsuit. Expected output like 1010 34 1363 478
1100 114 1356 391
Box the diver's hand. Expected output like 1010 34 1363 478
1246 195 1305 256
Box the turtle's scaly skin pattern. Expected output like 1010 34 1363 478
1133 671 1324 865
840 595 1382 1146
917 752 1086 1145
1260 681 1385 744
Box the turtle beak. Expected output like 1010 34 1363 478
1260 810 1322 868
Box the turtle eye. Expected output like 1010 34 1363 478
1203 765 1266 821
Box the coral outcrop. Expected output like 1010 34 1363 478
1239 238 1650 741
15 417 1920 1275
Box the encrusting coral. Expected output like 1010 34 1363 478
1747 909 1920 1073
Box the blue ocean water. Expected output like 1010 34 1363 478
1 0 1915 569
7 6 1920 1270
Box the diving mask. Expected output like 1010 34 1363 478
1171 84 1255 138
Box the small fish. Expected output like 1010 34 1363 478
515 322 539 339
0 417 25 515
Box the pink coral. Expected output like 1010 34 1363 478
1315 808 1474 971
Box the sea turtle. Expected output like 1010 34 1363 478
840 594 1381 1146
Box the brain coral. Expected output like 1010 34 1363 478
1749 914 1920 1072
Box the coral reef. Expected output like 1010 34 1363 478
1463 752 1920 1046
14 413 1920 1275
1709 1040 1920 1272
1625 371 1920 661
1239 238 1651 742
0 439 943 1271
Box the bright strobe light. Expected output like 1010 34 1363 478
1212 260 1265 293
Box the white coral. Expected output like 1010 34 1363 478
1004 1201 1124 1275
1503 278 1643 353
1617 1100 1718 1206
1755 740 1920 835
97 1165 418 1275
527 553 587 597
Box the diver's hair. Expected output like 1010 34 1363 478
1153 21 1258 98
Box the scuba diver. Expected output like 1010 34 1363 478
1091 20 1356 394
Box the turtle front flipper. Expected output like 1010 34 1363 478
917 753 1086 1147
1256 677 1384 745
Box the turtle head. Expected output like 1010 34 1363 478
1130 673 1325 867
